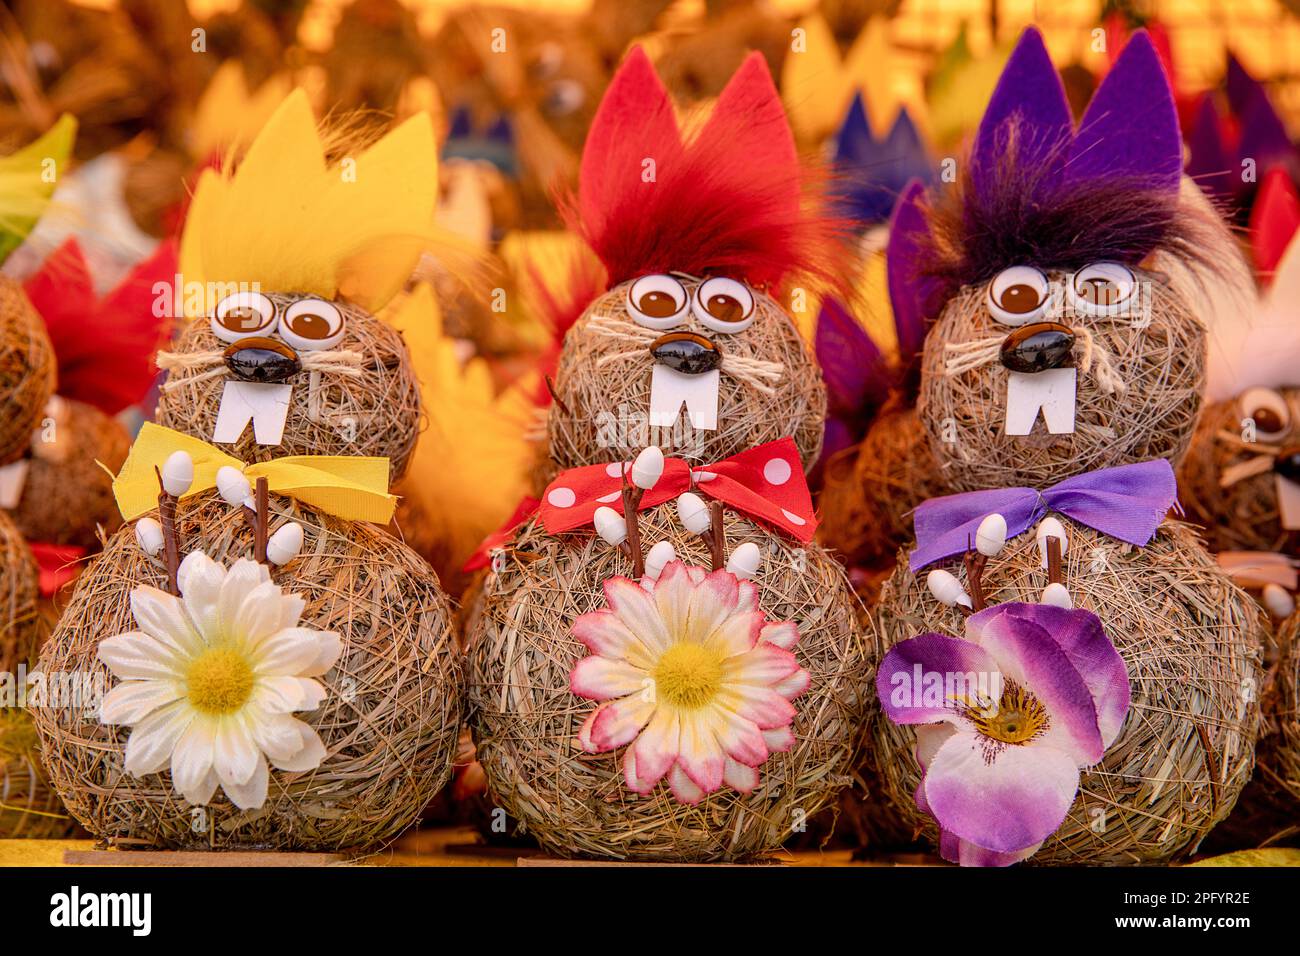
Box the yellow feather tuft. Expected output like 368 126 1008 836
179 90 437 316
385 284 534 572
0 114 76 264
190 62 293 159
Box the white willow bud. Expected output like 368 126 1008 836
644 541 676 581
1036 517 1069 569
161 451 194 497
1040 582 1073 609
135 517 164 556
676 492 712 535
593 506 628 547
725 542 762 580
266 522 304 566
216 466 253 507
1262 583 1296 620
975 513 1007 557
926 569 972 609
630 446 665 490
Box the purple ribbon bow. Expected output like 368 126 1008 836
909 459 1179 572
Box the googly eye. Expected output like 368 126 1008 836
692 277 756 333
1240 387 1291 441
280 299 345 351
627 275 689 330
211 291 275 343
1068 262 1137 317
986 266 1051 326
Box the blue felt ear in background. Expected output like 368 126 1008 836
441 105 520 178
831 94 934 228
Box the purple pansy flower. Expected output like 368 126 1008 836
876 602 1130 867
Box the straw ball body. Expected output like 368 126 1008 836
0 276 55 466
32 492 461 851
466 504 871 862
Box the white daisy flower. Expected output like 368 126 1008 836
98 551 341 810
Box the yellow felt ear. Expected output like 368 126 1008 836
0 113 76 263
385 284 534 572
781 14 848 143
844 20 929 139
180 91 439 315
191 62 292 159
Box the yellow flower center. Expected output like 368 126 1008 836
968 681 1049 745
186 646 255 715
653 643 724 710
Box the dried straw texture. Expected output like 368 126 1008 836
1178 393 1297 554
0 276 55 466
1264 613 1300 805
466 505 871 861
32 492 463 851
818 406 944 569
868 519 1265 865
9 399 131 549
0 709 80 838
547 282 826 474
918 276 1205 492
0 508 39 676
156 306 422 483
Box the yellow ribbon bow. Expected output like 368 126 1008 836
112 423 397 525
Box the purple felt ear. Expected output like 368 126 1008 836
1066 30 1181 192
970 27 1071 192
887 178 938 364
1225 53 1258 118
1186 95 1232 200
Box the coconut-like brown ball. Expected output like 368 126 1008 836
818 406 946 570
1179 388 1300 554
918 275 1205 492
9 398 131 549
156 296 422 483
32 493 462 851
0 508 39 675
466 505 870 862
1261 612 1300 806
0 276 56 466
867 519 1264 865
547 279 826 474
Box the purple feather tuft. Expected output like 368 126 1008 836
887 179 939 366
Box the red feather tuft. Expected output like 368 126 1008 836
25 239 177 416
564 48 846 292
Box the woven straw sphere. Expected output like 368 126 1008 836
867 519 1265 865
0 276 56 466
0 508 39 676
818 405 945 570
466 505 871 862
156 299 422 482
547 280 826 476
31 492 462 851
918 273 1205 492
0 709 80 839
9 398 131 549
1179 389 1300 554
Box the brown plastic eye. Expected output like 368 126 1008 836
693 277 755 333
1240 387 1291 440
987 266 1050 326
211 292 275 342
280 298 344 350
1068 262 1136 316
627 275 688 330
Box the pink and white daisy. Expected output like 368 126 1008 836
98 551 341 810
570 560 808 805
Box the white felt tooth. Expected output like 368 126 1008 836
0 460 29 509
212 381 293 446
1004 368 1076 436
648 365 719 431
1277 474 1300 530
1262 583 1296 620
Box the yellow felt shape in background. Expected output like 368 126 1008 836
0 113 77 264
386 283 535 573
179 89 438 316
190 61 293 159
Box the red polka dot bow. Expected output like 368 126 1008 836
540 438 817 543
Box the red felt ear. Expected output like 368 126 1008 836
579 46 681 234
1251 168 1300 277
698 52 798 210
